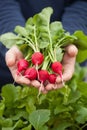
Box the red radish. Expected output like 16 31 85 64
31 52 44 65
38 70 49 96
51 61 65 85
51 61 63 77
17 59 29 74
48 74 57 84
24 67 37 80
38 70 49 83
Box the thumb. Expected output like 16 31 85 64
5 46 23 67
65 44 78 57
5 50 16 67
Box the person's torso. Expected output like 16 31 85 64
17 0 66 21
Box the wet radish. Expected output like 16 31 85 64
38 70 49 83
17 59 29 74
38 69 49 96
48 74 57 84
24 67 37 80
31 52 44 80
31 52 44 65
51 61 63 77
51 61 64 84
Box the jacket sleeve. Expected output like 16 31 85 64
62 0 87 35
0 0 25 86
62 0 87 66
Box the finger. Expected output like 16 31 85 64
31 80 41 88
45 84 54 91
8 65 30 85
62 63 75 82
63 44 78 66
56 45 78 84
65 44 78 57
56 76 62 83
45 83 63 91
56 57 75 83
5 46 23 67
42 89 48 94
14 74 31 85
62 53 76 82
52 83 64 89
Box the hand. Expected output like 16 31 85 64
5 46 31 85
44 44 78 93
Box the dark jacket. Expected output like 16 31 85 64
0 0 87 86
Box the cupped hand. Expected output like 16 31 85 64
5 46 31 85
44 44 78 93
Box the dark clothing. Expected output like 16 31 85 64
0 0 87 86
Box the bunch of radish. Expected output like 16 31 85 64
8 7 76 93
17 52 63 87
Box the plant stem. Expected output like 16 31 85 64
23 38 36 52
41 56 50 70
81 123 87 129
33 25 39 52
63 85 70 105
47 19 55 62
